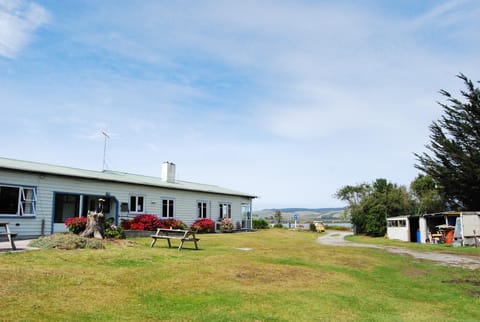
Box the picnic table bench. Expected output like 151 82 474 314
0 223 17 250
150 228 199 250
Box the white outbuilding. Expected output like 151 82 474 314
387 211 480 246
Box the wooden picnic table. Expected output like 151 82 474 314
0 223 17 250
150 228 200 250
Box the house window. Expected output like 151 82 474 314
162 199 175 218
0 185 36 216
54 193 80 223
129 195 145 213
197 201 208 218
219 203 231 219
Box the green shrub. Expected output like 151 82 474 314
309 223 317 231
104 218 126 239
273 224 284 228
326 225 352 231
253 218 269 229
28 234 104 250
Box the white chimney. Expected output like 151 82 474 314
161 162 176 183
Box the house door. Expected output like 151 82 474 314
241 203 252 230
54 193 80 233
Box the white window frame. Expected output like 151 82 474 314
197 201 208 218
0 184 37 216
162 198 175 218
219 202 231 219
129 195 145 214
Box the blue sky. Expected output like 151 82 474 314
1 0 479 210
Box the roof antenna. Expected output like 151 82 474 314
102 131 110 171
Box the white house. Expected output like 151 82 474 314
0 157 257 238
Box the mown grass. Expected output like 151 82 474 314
1 229 479 321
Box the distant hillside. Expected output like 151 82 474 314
253 207 347 222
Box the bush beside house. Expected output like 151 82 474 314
253 218 269 229
65 217 88 234
190 218 215 233
121 214 187 231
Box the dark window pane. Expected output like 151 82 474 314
163 200 168 217
169 200 174 217
130 196 136 212
0 186 19 214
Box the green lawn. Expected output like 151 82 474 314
1 230 479 321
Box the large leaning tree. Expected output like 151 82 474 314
415 74 480 210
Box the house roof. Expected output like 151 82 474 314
0 157 257 199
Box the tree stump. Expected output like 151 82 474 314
80 211 105 239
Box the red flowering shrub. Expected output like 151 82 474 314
120 214 160 231
159 218 188 230
120 219 131 230
65 216 88 234
121 214 187 231
191 218 215 233
130 222 145 230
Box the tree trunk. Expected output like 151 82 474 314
80 211 105 239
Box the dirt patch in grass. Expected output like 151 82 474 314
466 290 480 296
223 262 334 291
443 278 480 297
105 239 138 247
443 278 480 286
331 253 376 270
403 268 430 277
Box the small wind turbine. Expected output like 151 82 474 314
102 131 110 171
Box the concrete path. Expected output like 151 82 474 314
318 230 480 270
0 239 38 253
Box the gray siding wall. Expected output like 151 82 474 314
0 169 252 237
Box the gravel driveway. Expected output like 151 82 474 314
318 230 480 270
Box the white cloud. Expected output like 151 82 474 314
410 0 469 29
0 0 49 58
